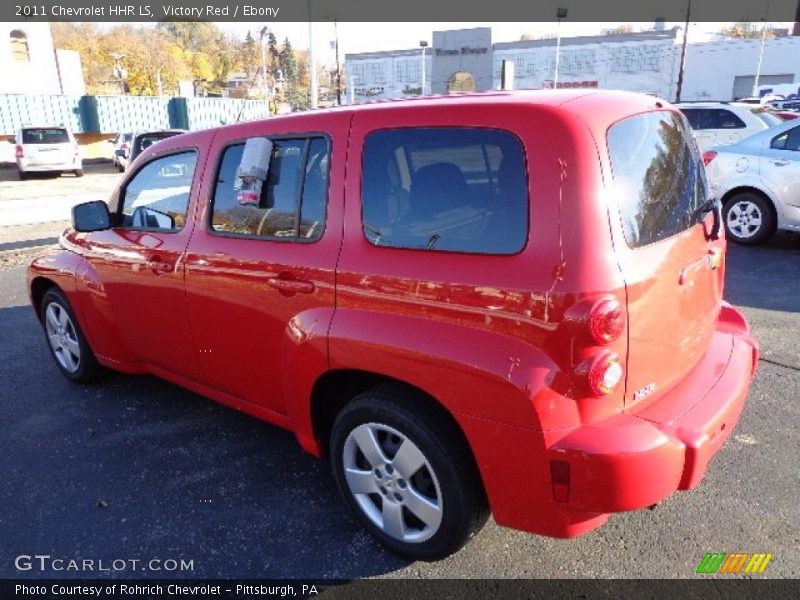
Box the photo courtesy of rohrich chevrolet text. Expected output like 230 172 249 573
0 0 798 598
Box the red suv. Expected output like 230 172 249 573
28 91 759 560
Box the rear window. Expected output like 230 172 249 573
751 110 782 127
361 127 528 254
22 128 69 144
608 111 707 248
681 108 746 130
135 132 180 155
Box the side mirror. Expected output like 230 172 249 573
72 201 112 232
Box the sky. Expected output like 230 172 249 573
214 21 793 65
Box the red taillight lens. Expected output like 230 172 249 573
15 145 23 159
702 151 717 166
588 297 625 344
587 353 624 396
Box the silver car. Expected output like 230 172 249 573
14 126 82 179
704 118 800 245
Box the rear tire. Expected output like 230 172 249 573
40 288 105 383
74 169 84 178
18 169 28 181
723 192 776 245
330 384 488 561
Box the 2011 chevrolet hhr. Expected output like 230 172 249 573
28 90 759 560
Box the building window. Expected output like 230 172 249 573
395 59 421 84
560 49 596 76
366 62 386 84
611 45 660 73
10 30 30 62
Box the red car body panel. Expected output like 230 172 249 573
27 91 758 539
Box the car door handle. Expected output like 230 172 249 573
772 160 789 167
145 260 173 274
267 277 315 295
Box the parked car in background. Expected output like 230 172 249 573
28 91 758 560
115 129 186 171
704 118 800 244
13 126 82 179
677 102 780 152
109 132 133 171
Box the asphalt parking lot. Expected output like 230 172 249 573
0 170 798 579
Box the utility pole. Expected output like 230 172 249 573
675 0 692 102
259 27 269 104
308 0 318 108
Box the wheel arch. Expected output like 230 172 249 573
720 185 778 216
29 276 59 321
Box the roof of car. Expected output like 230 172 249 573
159 90 672 149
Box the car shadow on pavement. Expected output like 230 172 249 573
0 304 410 579
0 160 119 182
725 232 800 314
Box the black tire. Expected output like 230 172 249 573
39 287 105 383
74 169 84 178
330 384 489 561
18 169 28 181
722 192 776 245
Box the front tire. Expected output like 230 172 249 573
330 385 488 561
40 288 105 383
723 192 776 245
74 169 84 177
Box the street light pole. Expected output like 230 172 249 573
419 40 428 95
334 19 342 105
752 2 771 97
554 8 567 88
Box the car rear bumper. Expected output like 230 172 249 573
460 303 758 538
18 158 82 172
549 302 758 514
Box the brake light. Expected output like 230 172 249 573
587 297 625 344
121 142 129 151
702 151 717 166
585 353 624 396
15 145 23 159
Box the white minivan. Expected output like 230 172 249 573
677 102 782 153
14 126 83 179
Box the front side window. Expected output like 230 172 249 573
120 151 197 231
608 111 707 248
361 128 528 254
211 137 330 240
771 126 800 151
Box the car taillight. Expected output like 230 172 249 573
584 352 624 397
121 142 129 151
587 297 625 344
702 151 717 166
15 145 23 159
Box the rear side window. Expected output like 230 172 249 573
134 133 179 156
608 111 707 248
211 137 329 240
361 128 528 254
771 126 800 151
22 128 69 144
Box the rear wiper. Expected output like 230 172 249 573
695 197 722 241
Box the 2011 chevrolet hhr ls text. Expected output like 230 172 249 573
28 91 759 560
